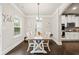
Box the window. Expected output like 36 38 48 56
14 16 21 35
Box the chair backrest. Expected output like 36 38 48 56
45 32 50 37
26 32 31 37
28 39 34 43
43 39 49 43
26 32 34 38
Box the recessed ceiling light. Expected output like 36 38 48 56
72 7 77 10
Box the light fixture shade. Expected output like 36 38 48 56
35 3 43 34
36 16 42 20
36 16 39 20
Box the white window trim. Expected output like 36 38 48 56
14 15 22 37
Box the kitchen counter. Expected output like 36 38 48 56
65 27 79 32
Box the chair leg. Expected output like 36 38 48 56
47 40 51 51
42 43 44 50
48 46 51 51
27 46 30 52
47 44 51 51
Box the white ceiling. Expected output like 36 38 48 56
15 3 62 16
64 3 79 14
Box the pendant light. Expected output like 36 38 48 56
35 3 40 34
36 3 40 21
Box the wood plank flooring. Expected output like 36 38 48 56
6 40 79 55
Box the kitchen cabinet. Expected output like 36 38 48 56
64 32 79 40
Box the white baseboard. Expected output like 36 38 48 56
2 39 24 55
53 39 62 45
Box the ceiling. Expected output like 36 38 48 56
64 3 79 15
15 3 62 16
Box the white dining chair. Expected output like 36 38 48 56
26 32 35 52
43 39 51 51
43 32 51 52
27 39 35 52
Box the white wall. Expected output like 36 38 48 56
1 4 25 55
42 17 52 33
24 17 36 35
0 5 2 54
24 16 52 38
51 3 71 45
52 9 62 45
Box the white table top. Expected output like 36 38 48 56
27 36 52 40
34 36 43 39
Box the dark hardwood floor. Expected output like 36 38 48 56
6 40 79 55
62 41 79 55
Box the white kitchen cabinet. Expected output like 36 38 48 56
65 32 79 40
61 15 79 27
75 17 79 27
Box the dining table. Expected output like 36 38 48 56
27 36 52 53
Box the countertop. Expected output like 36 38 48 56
64 27 79 32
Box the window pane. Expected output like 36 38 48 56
14 18 20 26
14 27 20 35
14 16 21 35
